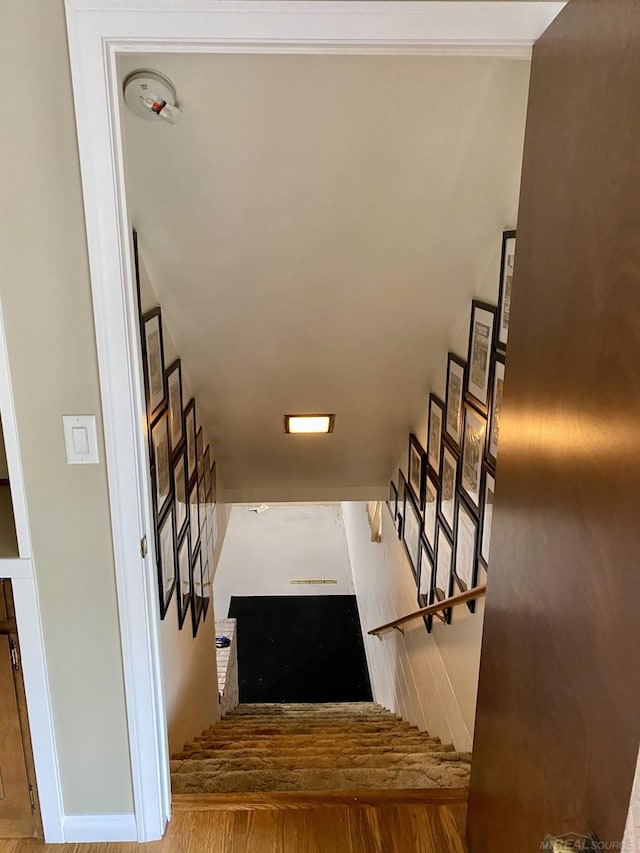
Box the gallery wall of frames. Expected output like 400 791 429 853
134 233 218 638
387 230 515 633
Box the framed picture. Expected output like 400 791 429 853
176 530 191 630
397 472 408 540
480 467 496 568
418 537 434 633
196 427 205 481
466 300 497 415
166 360 184 455
156 504 176 619
423 469 438 553
486 351 505 468
184 399 197 484
427 394 445 477
388 480 398 520
206 502 215 549
454 498 479 612
402 484 422 582
210 461 217 505
203 445 212 496
444 353 466 452
460 404 487 512
434 523 454 623
497 229 516 351
188 477 200 555
172 446 188 539
439 442 458 536
151 411 172 518
191 545 204 637
141 308 166 420
202 551 211 621
407 434 425 507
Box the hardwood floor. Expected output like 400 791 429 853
0 792 467 853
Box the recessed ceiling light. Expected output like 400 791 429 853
284 414 335 435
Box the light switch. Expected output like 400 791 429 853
63 415 99 464
72 427 89 455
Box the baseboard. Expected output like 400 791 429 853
62 813 136 842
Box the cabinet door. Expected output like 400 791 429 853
0 635 36 837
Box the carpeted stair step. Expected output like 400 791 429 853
225 703 386 716
180 736 442 757
171 750 471 775
171 740 448 761
171 764 471 794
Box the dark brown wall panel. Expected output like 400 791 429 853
468 0 640 848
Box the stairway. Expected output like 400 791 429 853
171 703 471 794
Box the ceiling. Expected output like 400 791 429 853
120 53 530 503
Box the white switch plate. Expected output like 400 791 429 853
62 415 99 464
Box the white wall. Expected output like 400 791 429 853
343 500 484 752
214 503 354 618
137 253 230 754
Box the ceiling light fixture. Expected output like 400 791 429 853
284 414 335 435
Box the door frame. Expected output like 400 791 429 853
63 0 564 841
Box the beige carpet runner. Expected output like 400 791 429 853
171 703 471 794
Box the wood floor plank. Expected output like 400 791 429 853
0 800 466 853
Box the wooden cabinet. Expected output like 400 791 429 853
0 581 41 838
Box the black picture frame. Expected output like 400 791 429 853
453 495 480 613
426 393 445 479
201 548 211 621
141 308 167 422
176 528 191 630
190 544 204 638
408 433 425 508
444 353 466 453
203 445 212 497
188 477 200 556
196 426 205 483
156 503 176 620
166 359 184 457
397 472 407 540
479 465 496 571
423 467 438 556
388 480 398 520
172 444 188 541
438 440 458 537
486 350 505 469
418 535 434 634
497 229 517 352
460 403 487 514
465 300 497 416
150 408 172 520
184 399 197 485
434 521 454 625
210 460 217 505
402 482 422 583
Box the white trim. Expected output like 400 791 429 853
0 298 32 559
63 0 566 842
12 574 65 843
63 813 137 843
65 1 566 59
0 300 64 842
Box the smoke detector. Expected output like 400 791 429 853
123 69 182 125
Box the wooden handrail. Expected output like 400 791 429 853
368 585 487 636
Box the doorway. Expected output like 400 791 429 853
64 1 564 840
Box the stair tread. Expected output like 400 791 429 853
171 765 471 794
171 751 471 773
